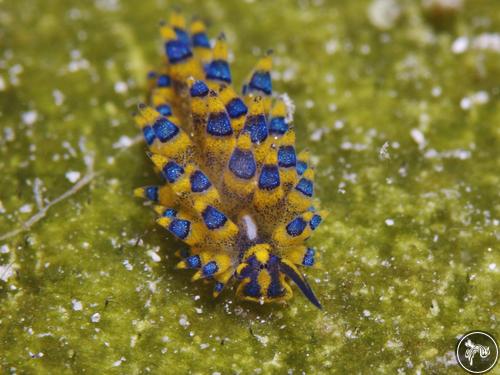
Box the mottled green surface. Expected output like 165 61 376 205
0 0 499 373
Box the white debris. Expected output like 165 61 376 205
334 120 344 129
90 312 101 323
368 0 401 30
385 218 395 226
0 245 10 254
179 314 190 328
52 90 65 106
9 64 23 86
68 50 90 72
379 141 391 160
345 329 358 339
489 263 497 271
0 263 14 282
324 39 339 55
472 33 500 53
112 357 126 367
305 99 315 109
22 110 38 125
19 204 33 213
3 127 16 142
72 299 83 311
147 250 161 263
65 171 81 183
422 0 463 11
451 36 469 54
430 299 440 316
114 81 128 94
280 93 295 123
113 135 133 149
460 97 471 110
431 86 442 97
460 91 490 110
410 128 426 149
452 33 500 54
254 334 269 346
363 310 371 317
122 259 133 271
310 128 324 142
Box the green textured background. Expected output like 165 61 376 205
0 0 499 373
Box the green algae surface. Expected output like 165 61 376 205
1 0 499 373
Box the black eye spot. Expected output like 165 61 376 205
259 264 264 270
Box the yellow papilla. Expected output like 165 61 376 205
160 24 176 41
271 99 287 117
207 91 227 113
253 151 284 209
255 54 272 72
272 212 314 246
190 19 206 34
169 59 204 82
212 34 228 61
169 11 186 29
247 95 265 116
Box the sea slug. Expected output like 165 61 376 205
133 12 327 308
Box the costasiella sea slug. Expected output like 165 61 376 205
133 12 327 308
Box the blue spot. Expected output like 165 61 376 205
296 160 307 175
169 219 190 240
143 126 155 145
302 248 315 266
153 117 179 142
190 170 211 192
157 74 171 87
295 178 313 197
147 71 157 79
190 80 209 97
244 115 268 143
207 112 233 136
214 282 224 293
156 104 172 117
269 117 288 135
278 146 296 168
145 186 158 201
310 214 322 230
244 279 261 298
174 27 190 45
206 60 231 83
286 217 307 237
192 32 210 48
259 165 280 190
165 40 192 64
226 98 247 118
163 208 177 217
229 149 256 179
185 255 201 268
249 71 272 95
202 206 227 230
202 261 219 277
162 161 184 183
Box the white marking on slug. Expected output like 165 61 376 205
242 214 257 241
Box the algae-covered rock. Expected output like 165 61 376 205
0 0 498 373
